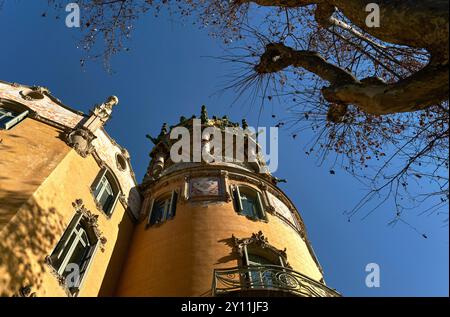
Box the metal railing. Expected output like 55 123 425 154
212 265 340 297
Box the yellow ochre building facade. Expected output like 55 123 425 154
0 80 339 297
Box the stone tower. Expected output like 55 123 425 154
116 106 339 297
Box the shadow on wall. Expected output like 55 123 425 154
215 237 238 265
0 189 32 229
0 131 57 230
0 195 65 296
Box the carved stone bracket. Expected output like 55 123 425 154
65 128 96 158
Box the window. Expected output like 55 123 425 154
147 191 178 226
91 168 121 216
232 186 266 220
48 213 98 295
242 246 285 289
0 107 28 130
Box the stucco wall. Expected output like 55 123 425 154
0 141 135 297
0 118 70 230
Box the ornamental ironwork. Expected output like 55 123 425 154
212 265 340 297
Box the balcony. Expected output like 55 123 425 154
212 265 340 297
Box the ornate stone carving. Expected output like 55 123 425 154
65 96 118 157
72 199 107 252
65 128 96 158
91 96 118 122
20 86 49 101
231 231 288 266
13 286 36 297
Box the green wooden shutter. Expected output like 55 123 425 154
146 199 155 226
234 186 243 213
169 191 178 218
256 191 266 220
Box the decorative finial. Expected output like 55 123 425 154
242 119 248 129
159 123 168 137
201 105 208 124
146 123 168 145
106 95 119 108
179 116 187 123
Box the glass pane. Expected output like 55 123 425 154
98 188 114 213
51 233 76 270
248 254 274 266
103 178 114 195
0 115 13 128
93 178 104 197
62 240 89 278
240 193 259 218
150 200 167 225
247 254 276 288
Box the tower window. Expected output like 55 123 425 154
232 186 266 221
147 191 178 226
246 253 280 288
47 213 98 295
0 107 28 130
91 168 121 216
242 245 286 289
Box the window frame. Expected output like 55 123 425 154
242 245 286 289
146 190 178 227
91 167 121 217
48 213 99 296
0 107 28 130
232 185 267 221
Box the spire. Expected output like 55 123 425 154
146 122 168 145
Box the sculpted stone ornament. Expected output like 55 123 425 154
84 95 119 132
72 199 107 252
232 231 289 266
13 286 36 297
66 128 96 158
65 96 119 157
20 86 49 101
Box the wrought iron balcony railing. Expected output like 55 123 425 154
212 265 340 297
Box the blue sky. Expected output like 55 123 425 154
1 1 448 296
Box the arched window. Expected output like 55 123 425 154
47 213 98 295
146 190 178 226
233 231 289 290
232 185 266 221
91 167 121 216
